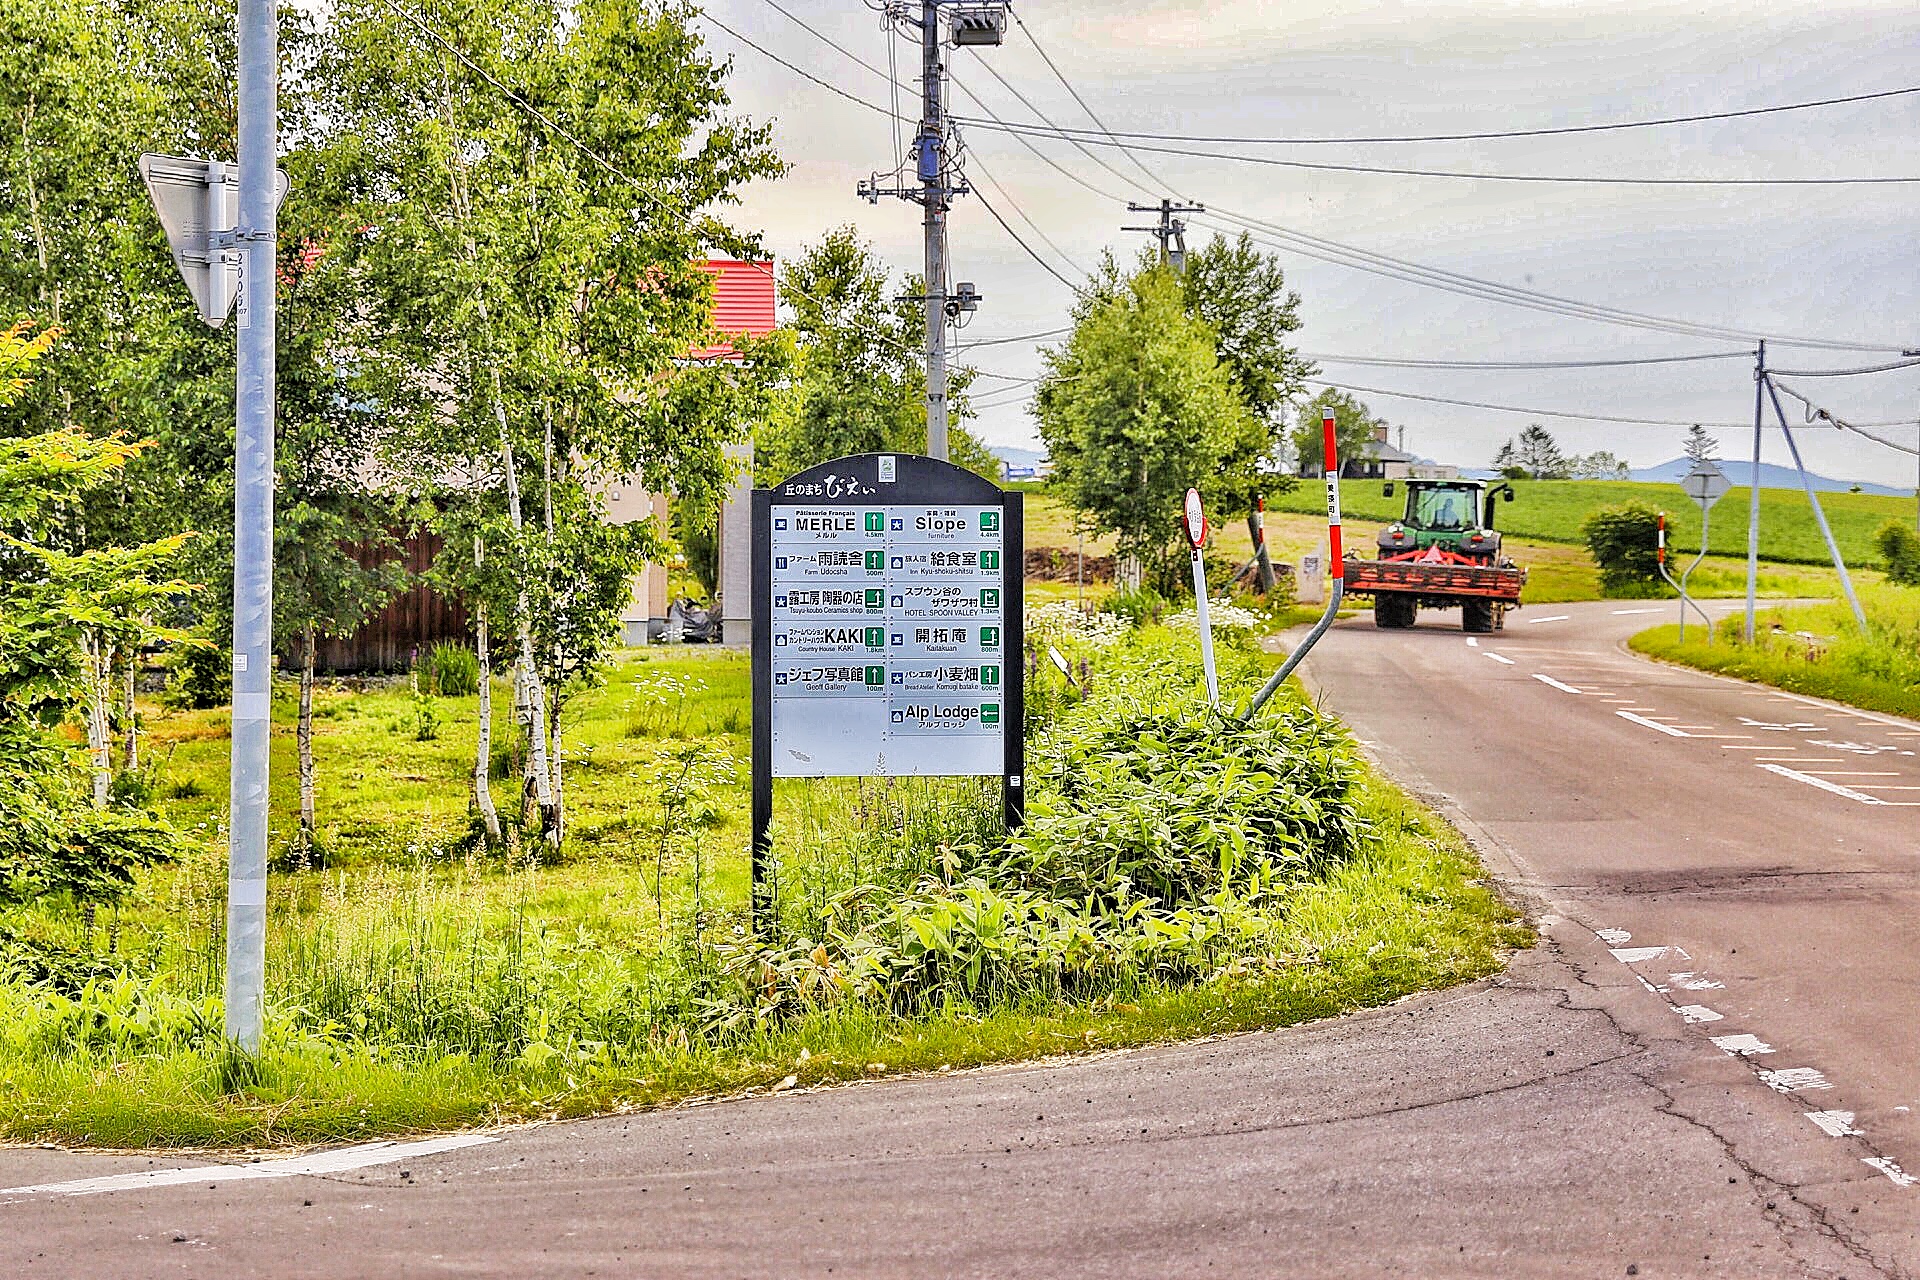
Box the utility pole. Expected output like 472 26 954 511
1123 199 1205 269
1744 342 1763 645
226 0 277 1052
860 2 1004 461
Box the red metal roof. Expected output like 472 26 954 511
689 258 776 361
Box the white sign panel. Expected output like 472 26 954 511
762 472 1015 779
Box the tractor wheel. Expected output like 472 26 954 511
1374 595 1417 629
1462 599 1495 633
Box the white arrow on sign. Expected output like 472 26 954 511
138 153 289 328
1681 460 1731 510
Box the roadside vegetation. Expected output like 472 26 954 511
1269 479 1912 569
0 616 1527 1149
1631 583 1920 721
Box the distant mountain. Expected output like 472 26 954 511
990 446 1047 468
1629 456 1910 496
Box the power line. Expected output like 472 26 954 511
1306 377 1919 430
1006 8 1161 193
951 82 1920 146
1306 350 1753 370
968 163 1084 289
1764 357 1920 377
954 119 1920 186
716 3 1919 353
956 326 1072 347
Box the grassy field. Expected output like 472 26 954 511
1020 492 1856 607
1267 479 1912 568
0 629 1530 1149
1631 584 1920 721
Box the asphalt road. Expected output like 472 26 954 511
4 598 1917 1277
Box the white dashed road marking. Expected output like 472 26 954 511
1532 674 1583 694
1759 1067 1835 1093
1711 1034 1774 1056
1865 1157 1919 1188
0 1135 498 1201
1527 615 1571 624
1484 652 1515 666
1676 1005 1724 1024
1610 946 1671 964
1805 1111 1861 1137
1617 711 1690 738
1610 608 1663 615
1757 764 1888 805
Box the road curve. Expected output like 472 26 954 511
3 599 1917 1277
1301 597 1920 1268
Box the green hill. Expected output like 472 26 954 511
1269 479 1912 567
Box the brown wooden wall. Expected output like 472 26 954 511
309 531 471 673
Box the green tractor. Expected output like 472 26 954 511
1344 478 1527 633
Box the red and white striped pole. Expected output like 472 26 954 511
1244 412 1345 716
1323 411 1345 580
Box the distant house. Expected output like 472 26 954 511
615 258 776 645
1302 424 1458 481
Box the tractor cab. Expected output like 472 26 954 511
1377 479 1514 561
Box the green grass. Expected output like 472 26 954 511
1630 584 1920 721
1269 479 1912 568
0 633 1531 1150
0 770 1526 1149
1018 491 1852 609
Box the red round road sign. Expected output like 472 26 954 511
1182 488 1208 548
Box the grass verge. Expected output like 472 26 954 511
0 769 1526 1150
1629 585 1920 721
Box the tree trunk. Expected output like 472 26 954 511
491 369 559 852
120 648 139 774
548 706 564 850
82 633 113 808
472 552 503 847
297 623 316 868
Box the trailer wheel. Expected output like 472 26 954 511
1462 599 1495 633
1374 595 1417 629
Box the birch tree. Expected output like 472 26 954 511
310 0 780 851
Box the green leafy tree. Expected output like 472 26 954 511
1581 501 1667 596
1292 388 1388 476
1179 233 1315 432
0 330 187 928
1496 424 1572 480
1035 265 1261 591
758 227 996 483
1874 519 1920 586
309 0 782 852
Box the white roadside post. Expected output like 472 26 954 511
1184 487 1218 705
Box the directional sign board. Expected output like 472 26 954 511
751 454 1024 913
1681 460 1731 510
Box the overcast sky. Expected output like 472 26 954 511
701 0 1920 487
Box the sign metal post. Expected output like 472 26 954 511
750 454 1024 935
1184 488 1218 705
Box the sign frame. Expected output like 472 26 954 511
750 453 1025 926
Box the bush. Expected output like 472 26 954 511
1875 520 1920 586
1581 501 1667 595
421 641 479 697
1103 584 1166 626
161 639 230 710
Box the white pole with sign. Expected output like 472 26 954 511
1184 487 1218 705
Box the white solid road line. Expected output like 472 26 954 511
1532 674 1583 695
1484 652 1516 666
1617 711 1689 738
1756 763 1887 806
1527 615 1571 624
0 1134 498 1201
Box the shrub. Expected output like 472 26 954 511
422 641 479 697
1874 520 1920 586
1103 584 1165 626
161 638 230 710
1581 501 1667 595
